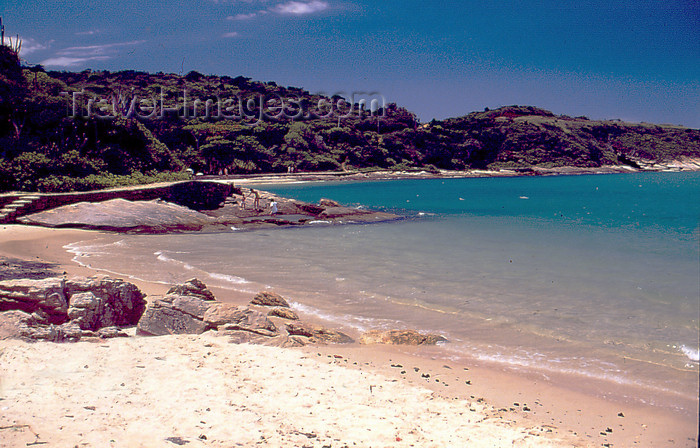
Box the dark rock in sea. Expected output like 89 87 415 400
296 202 325 215
319 198 341 207
166 278 216 301
65 276 146 330
359 329 447 345
0 277 68 323
250 291 290 308
267 307 299 320
164 180 232 211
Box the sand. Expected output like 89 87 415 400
1 224 697 447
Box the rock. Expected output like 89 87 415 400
0 277 67 323
359 329 447 345
250 291 290 308
296 202 325 215
267 307 299 320
66 292 102 330
161 294 214 319
137 304 210 336
20 198 215 233
96 326 129 338
204 304 277 336
166 278 215 301
284 322 314 338
65 276 146 330
164 180 232 211
0 310 32 339
136 279 223 336
319 198 340 207
285 322 354 344
19 321 83 342
136 295 215 336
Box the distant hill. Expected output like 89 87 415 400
1 45 698 192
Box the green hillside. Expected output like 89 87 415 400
1 45 698 192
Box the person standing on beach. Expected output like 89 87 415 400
270 200 278 215
251 189 260 210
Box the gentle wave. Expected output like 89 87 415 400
207 272 250 285
154 251 195 270
680 345 700 362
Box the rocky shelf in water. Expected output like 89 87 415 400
18 186 401 234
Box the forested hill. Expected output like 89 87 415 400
1 45 699 192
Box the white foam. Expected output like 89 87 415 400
153 251 194 270
207 272 250 285
680 345 700 362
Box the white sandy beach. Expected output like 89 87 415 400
0 332 572 447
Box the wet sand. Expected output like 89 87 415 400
0 224 697 447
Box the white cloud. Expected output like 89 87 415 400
227 12 257 20
39 40 146 67
58 40 147 57
272 0 328 15
40 56 110 67
18 37 53 56
75 29 100 36
222 31 240 38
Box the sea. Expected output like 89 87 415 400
66 171 700 416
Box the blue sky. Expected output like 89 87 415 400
3 0 699 127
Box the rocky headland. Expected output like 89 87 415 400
3 180 401 233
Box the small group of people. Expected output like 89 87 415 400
239 189 278 214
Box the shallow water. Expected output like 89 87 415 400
67 172 700 415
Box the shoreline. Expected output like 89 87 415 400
198 160 700 186
1 224 697 446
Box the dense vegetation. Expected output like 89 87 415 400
1 45 698 192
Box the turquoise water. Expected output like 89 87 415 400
68 172 700 414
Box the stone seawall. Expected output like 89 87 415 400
0 181 232 224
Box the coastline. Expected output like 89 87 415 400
1 224 697 447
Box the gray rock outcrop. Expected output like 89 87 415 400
0 275 145 341
65 276 146 330
136 294 215 336
0 277 67 323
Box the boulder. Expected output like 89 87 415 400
166 278 216 301
359 329 447 346
250 291 290 308
0 310 32 339
0 277 67 323
285 322 354 344
319 198 341 207
136 295 215 336
96 326 129 339
65 276 146 330
267 307 299 320
204 304 277 337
